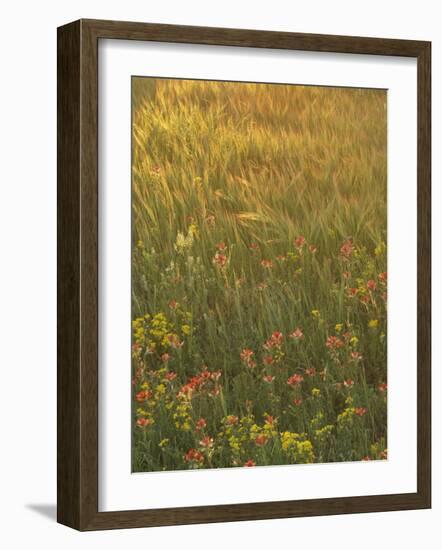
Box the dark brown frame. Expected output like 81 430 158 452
57 18 431 531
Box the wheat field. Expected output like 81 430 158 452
131 78 388 471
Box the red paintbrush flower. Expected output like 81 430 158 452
287 374 304 386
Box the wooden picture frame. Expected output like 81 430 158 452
57 18 431 530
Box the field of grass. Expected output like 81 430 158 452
131 78 388 471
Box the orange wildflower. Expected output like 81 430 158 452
287 374 304 386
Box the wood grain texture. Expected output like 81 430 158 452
57 20 81 529
416 42 431 506
57 19 431 531
83 18 428 56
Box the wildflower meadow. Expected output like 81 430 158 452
131 78 388 471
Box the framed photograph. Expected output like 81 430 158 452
57 19 431 530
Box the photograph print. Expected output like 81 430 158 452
131 77 388 472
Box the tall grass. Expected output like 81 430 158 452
131 78 387 471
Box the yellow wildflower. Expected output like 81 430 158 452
280 431 314 463
374 241 386 256
155 384 166 395
337 407 355 429
314 424 334 443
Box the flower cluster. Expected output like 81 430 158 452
177 367 222 400
132 235 387 471
132 309 192 361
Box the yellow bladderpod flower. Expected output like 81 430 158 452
374 241 386 257
155 384 166 396
368 319 379 329
337 407 355 429
228 435 241 452
280 432 314 463
309 412 324 430
181 324 191 335
314 424 334 444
